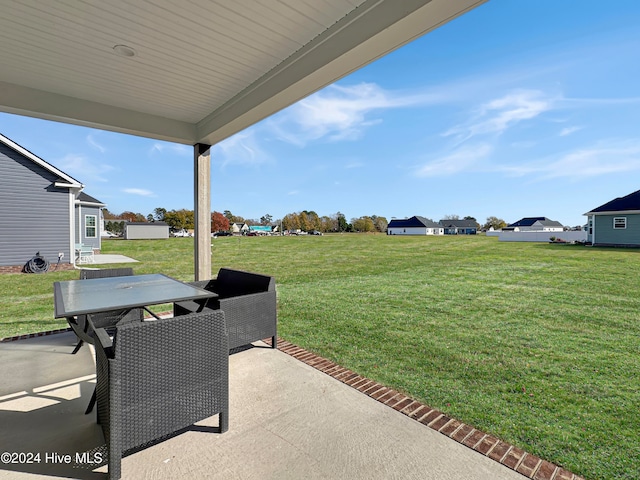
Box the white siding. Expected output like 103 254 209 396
388 227 427 235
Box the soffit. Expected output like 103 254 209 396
0 0 486 145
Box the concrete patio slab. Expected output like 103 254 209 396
92 254 138 264
0 332 528 480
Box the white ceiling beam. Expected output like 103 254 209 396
0 81 196 144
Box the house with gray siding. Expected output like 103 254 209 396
0 133 104 269
76 192 106 250
438 219 478 235
584 189 640 247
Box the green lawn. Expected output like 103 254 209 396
1 234 638 480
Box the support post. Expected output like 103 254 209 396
194 143 211 280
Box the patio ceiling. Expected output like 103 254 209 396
0 0 486 147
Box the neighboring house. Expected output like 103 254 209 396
231 222 249 234
584 189 640 247
387 216 444 235
0 133 104 269
503 217 564 232
125 222 170 240
438 219 478 235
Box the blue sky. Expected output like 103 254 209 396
2 0 640 227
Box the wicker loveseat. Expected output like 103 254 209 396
93 310 229 480
173 268 277 350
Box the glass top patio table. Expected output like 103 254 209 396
53 273 217 318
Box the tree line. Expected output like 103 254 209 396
103 207 511 234
103 208 394 234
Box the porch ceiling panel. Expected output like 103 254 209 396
0 0 486 146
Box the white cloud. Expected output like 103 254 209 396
149 142 191 156
544 143 640 179
443 89 555 143
267 82 442 146
344 162 364 169
287 190 299 196
415 144 493 177
123 188 156 197
57 154 113 183
499 140 640 180
559 126 582 136
87 135 106 153
211 130 271 168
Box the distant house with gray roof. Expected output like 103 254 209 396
387 216 443 235
0 133 104 269
438 219 478 235
585 189 640 247
503 217 563 232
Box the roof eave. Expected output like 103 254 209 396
0 133 84 187
75 199 106 207
585 210 640 216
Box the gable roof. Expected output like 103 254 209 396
438 219 478 228
585 189 640 214
388 216 441 229
76 192 105 206
508 217 563 228
0 133 83 188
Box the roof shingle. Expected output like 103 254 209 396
586 189 640 213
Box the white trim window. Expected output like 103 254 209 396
85 215 97 238
613 217 627 230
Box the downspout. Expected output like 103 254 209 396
72 186 85 268
54 182 84 268
69 189 76 266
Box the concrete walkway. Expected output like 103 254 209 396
93 254 138 264
0 332 530 480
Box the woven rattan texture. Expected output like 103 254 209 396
174 268 277 350
95 310 229 479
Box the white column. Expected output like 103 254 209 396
194 144 212 280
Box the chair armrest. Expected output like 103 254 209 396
94 328 114 358
217 289 273 305
189 279 219 292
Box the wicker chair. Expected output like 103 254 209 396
173 268 277 350
69 268 143 354
93 310 229 480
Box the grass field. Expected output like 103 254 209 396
1 234 638 480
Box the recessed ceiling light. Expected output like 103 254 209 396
113 45 137 57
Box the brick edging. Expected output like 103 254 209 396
1 330 584 480
1 327 72 343
270 337 584 480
